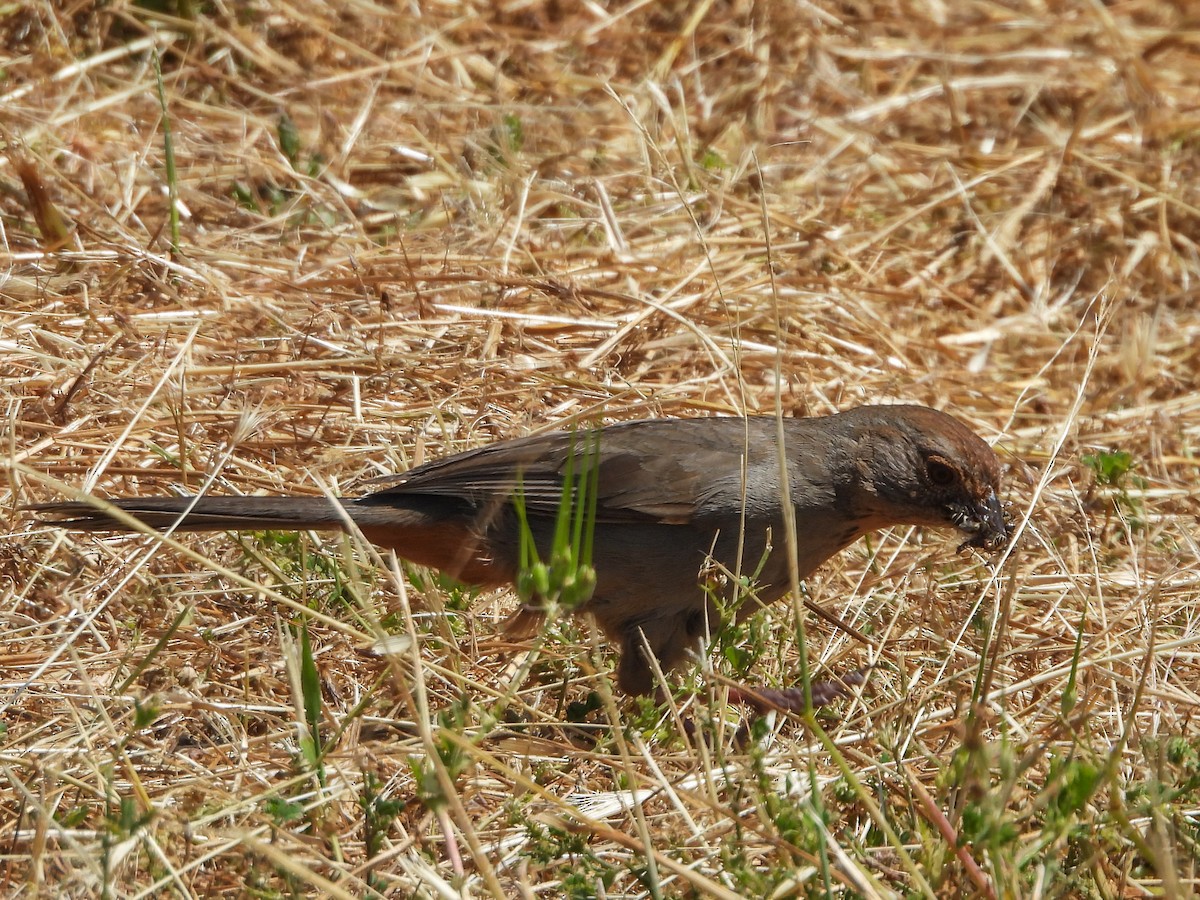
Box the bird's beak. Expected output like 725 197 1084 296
957 490 1009 553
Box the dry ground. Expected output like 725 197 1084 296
3 1 1199 897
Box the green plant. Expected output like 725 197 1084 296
513 429 599 615
1083 448 1147 530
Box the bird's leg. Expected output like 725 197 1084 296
726 667 871 714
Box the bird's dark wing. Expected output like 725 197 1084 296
364 418 777 525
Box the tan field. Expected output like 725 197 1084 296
3 2 1198 896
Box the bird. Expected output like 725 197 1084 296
31 405 1008 697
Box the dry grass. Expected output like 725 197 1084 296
3 0 1199 896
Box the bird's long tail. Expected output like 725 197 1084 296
29 497 357 533
32 493 518 586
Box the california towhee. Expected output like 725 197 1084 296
33 405 1007 695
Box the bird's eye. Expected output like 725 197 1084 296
926 458 957 487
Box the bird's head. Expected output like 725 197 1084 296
848 406 1009 552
